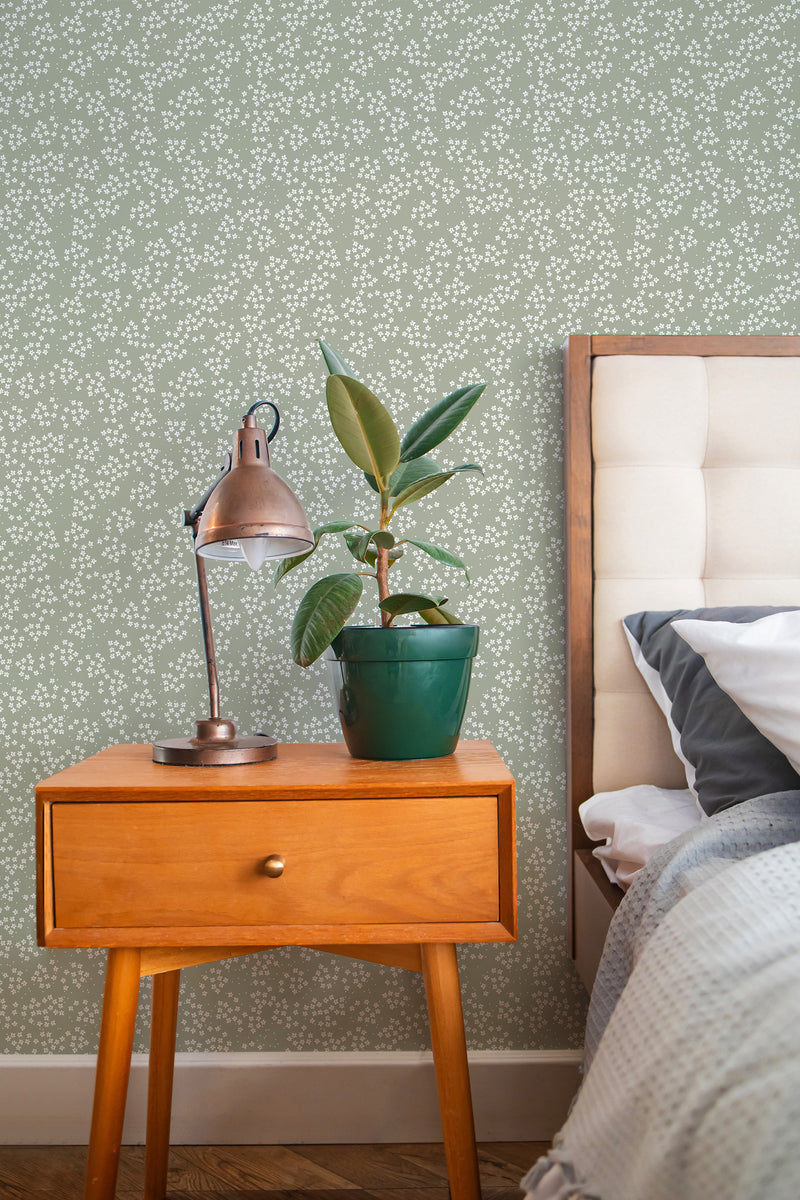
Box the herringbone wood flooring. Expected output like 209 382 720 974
0 1142 546 1198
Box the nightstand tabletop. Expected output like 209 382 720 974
36 739 515 800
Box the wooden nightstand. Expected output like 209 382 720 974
37 740 516 1200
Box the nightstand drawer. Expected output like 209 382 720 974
50 797 500 929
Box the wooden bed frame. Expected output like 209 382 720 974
563 333 800 990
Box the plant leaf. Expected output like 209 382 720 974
391 463 483 511
290 573 363 667
326 374 401 484
419 605 461 625
343 530 365 561
361 545 405 569
403 537 470 582
379 593 449 616
273 545 316 586
400 382 487 462
315 520 362 535
343 529 396 563
274 521 361 585
318 339 356 377
389 457 442 495
364 455 440 496
345 529 373 562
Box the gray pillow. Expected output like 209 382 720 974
623 606 800 816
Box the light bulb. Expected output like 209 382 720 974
239 537 270 570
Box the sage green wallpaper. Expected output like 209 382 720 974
2 0 797 1054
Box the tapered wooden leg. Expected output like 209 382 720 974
421 943 481 1200
85 949 141 1200
144 969 181 1200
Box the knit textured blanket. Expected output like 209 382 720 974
522 793 800 1200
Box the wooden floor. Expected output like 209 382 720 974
0 1143 546 1199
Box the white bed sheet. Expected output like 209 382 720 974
579 784 702 889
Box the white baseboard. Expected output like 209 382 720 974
0 1050 581 1145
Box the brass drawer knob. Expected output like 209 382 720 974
262 855 285 878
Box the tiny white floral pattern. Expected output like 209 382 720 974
1 0 797 1053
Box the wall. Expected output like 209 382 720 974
1 0 796 1055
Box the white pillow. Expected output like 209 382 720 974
673 609 800 775
579 785 701 889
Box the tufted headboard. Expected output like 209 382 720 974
563 334 800 987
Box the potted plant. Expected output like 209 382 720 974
276 340 486 760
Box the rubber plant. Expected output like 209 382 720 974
278 341 486 667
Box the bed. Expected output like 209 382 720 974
524 334 800 1199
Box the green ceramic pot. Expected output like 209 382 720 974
324 624 479 760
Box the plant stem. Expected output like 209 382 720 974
377 548 390 624
378 490 391 627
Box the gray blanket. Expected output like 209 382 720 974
522 793 800 1200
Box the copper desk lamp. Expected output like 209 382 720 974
153 401 313 766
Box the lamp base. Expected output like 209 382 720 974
152 717 278 766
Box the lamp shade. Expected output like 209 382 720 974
195 415 313 565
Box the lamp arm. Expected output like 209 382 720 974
193 545 220 720
184 454 232 527
183 456 231 722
